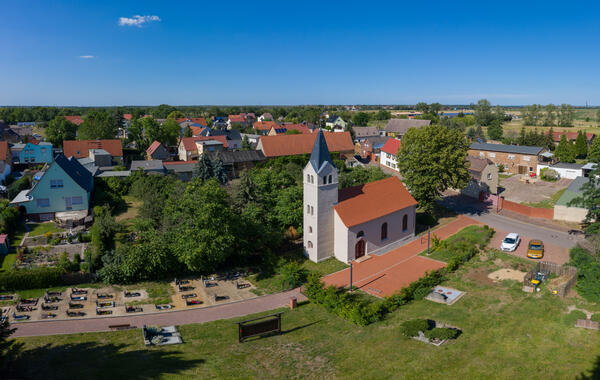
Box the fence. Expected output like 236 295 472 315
498 197 554 220
523 261 577 297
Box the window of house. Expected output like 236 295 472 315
50 179 64 188
508 154 515 160
357 231 364 238
487 173 492 180
402 215 408 231
36 198 50 207
323 176 327 184
479 152 485 158
307 205 310 214
529 167 533 172
71 196 83 205
523 156 530 162
307 241 313 248
328 175 332 184
311 206 314 215
381 223 388 240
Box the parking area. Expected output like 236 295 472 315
491 228 570 264
499 175 572 203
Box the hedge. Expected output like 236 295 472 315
0 267 66 291
399 319 430 337
425 327 459 340
591 314 600 323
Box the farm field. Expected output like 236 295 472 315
8 240 600 379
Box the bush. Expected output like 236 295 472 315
497 164 504 173
590 314 600 323
399 319 430 337
425 327 459 341
540 168 559 181
564 310 587 326
0 267 65 291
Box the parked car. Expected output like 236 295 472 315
526 240 544 259
501 233 521 252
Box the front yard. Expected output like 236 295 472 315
500 174 572 204
9 235 600 379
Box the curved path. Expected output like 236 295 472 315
12 288 305 338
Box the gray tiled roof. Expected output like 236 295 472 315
130 160 165 171
384 119 431 134
309 129 334 173
54 154 93 192
469 143 544 155
206 150 265 164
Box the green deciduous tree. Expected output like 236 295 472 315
523 104 542 126
575 130 588 159
45 116 77 147
0 308 17 372
543 104 557 126
375 109 391 120
474 99 494 126
90 205 120 257
273 186 303 233
487 119 503 140
212 154 228 184
160 118 182 146
396 124 470 211
558 104 575 127
352 112 370 126
588 136 600 163
194 153 214 181
78 111 118 140
0 199 21 236
554 134 576 163
167 110 186 119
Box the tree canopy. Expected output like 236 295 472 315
45 116 77 147
78 111 119 140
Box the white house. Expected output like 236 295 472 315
379 138 402 172
303 130 417 263
325 115 347 132
536 162 585 179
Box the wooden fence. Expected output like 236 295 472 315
523 261 577 297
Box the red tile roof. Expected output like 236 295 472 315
548 131 595 142
176 117 207 125
0 234 7 244
283 124 312 134
228 115 246 123
180 136 229 151
381 138 402 155
254 121 279 131
123 114 132 120
146 140 164 156
163 160 196 166
0 141 8 161
64 116 84 126
190 126 205 136
63 139 123 158
258 131 354 158
334 177 417 227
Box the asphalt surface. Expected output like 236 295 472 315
438 195 581 250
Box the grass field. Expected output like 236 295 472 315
115 195 142 223
522 188 567 209
8 243 600 379
26 223 63 237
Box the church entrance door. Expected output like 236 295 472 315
355 239 366 259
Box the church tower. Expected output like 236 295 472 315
303 129 338 262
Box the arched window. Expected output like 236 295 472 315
381 223 388 240
307 241 313 248
309 226 313 233
356 231 364 238
328 174 332 183
311 175 314 183
402 215 408 231
307 174 310 182
307 205 310 214
323 176 327 184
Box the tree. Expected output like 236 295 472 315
161 118 182 146
597 109 600 126
474 99 494 126
45 116 77 147
167 110 185 119
575 130 588 159
241 135 251 150
588 136 600 163
569 166 600 238
273 186 303 233
375 109 391 120
554 134 576 163
558 104 574 127
212 155 228 184
429 103 442 116
543 104 557 126
78 111 118 140
352 112 370 126
184 125 193 137
285 129 301 135
487 120 503 140
153 104 177 119
127 118 146 151
0 308 17 372
396 124 470 211
415 102 429 113
545 126 556 150
194 153 214 180
0 199 20 236
523 104 542 126
90 205 120 258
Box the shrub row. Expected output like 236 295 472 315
0 267 66 291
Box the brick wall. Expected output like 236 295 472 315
500 198 554 219
468 149 539 174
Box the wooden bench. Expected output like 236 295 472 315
109 324 133 330
575 319 599 330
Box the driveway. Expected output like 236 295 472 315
490 228 570 264
499 175 572 203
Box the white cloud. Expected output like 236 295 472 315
118 15 161 27
79 55 95 59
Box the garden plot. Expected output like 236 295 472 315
488 268 527 282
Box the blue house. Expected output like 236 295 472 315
10 154 93 222
19 142 53 164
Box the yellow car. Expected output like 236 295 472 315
526 240 544 259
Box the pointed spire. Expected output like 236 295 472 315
309 129 335 172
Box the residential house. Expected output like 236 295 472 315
177 136 228 161
268 127 288 136
384 119 431 138
0 141 11 182
63 139 124 165
212 117 228 129
253 121 280 135
196 128 242 150
0 234 8 255
536 162 585 179
281 124 312 134
258 113 273 122
583 162 598 177
547 131 595 145
64 116 84 126
468 143 546 175
163 161 196 181
357 136 390 162
206 150 265 179
130 160 166 175
353 126 380 141
240 133 260 148
146 141 170 161
553 176 591 223
0 122 21 143
227 114 247 128
325 115 347 131
380 138 402 171
257 131 354 158
10 154 93 222
176 117 208 126
303 130 417 263
462 156 498 199
18 141 53 164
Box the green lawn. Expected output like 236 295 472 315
115 195 142 224
27 223 63 237
522 188 567 209
123 281 174 306
0 253 16 272
420 225 493 262
9 248 600 379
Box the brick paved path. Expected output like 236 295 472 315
12 288 305 338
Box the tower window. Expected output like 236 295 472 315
307 174 310 182
381 222 388 240
328 175 332 183
357 231 364 238
307 205 310 214
402 215 408 231
309 226 313 233
307 241 313 248
323 176 327 184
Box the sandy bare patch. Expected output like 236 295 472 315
488 268 526 282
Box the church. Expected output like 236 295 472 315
303 130 418 263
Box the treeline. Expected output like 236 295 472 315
521 104 575 127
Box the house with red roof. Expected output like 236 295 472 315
380 138 402 171
63 140 123 165
257 131 354 158
546 131 595 145
227 114 247 128
177 136 228 161
64 116 84 126
253 121 279 135
303 130 417 263
146 141 170 161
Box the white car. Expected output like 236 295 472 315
501 233 521 252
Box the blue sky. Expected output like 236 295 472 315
1 0 599 106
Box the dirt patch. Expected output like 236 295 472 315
488 268 526 282
463 267 494 285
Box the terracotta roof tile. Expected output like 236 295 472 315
64 116 84 126
63 139 123 158
228 115 246 123
180 136 228 151
0 141 8 161
253 121 279 131
146 140 164 155
548 131 595 142
258 131 354 157
381 138 402 155
190 126 205 136
334 177 417 227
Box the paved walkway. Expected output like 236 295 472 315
323 215 480 297
12 288 305 338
